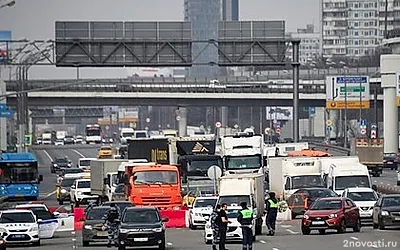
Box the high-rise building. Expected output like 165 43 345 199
184 0 221 78
321 0 398 58
221 0 239 21
287 24 321 64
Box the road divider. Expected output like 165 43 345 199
74 207 85 231
160 210 187 228
376 184 400 194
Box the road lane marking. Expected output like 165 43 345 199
259 240 266 244
167 242 173 246
350 237 358 240
43 150 53 162
272 248 279 250
45 191 56 198
286 229 299 234
280 225 292 228
71 149 86 158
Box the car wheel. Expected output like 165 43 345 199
82 240 89 247
32 240 40 246
318 229 326 235
378 219 385 230
353 219 361 232
301 226 310 235
337 219 346 233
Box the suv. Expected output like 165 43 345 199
70 179 98 206
82 206 110 246
0 210 41 246
56 177 78 205
117 207 169 250
51 157 71 173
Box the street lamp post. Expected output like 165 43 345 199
0 0 15 9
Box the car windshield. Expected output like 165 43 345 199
104 202 132 212
310 200 342 210
134 171 178 185
292 175 325 189
77 181 90 188
56 158 68 163
335 176 370 190
122 132 134 137
32 210 54 220
80 160 91 166
87 208 109 220
187 159 222 175
122 209 159 223
114 184 125 193
193 198 217 208
348 191 377 201
0 212 35 223
226 209 240 219
101 147 112 151
382 197 400 207
61 178 77 187
307 189 338 199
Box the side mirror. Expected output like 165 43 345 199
39 175 43 182
53 212 60 217
37 219 43 223
104 178 110 185
372 184 377 191
161 217 169 222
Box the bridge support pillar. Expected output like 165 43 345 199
0 78 6 152
381 38 400 153
178 107 187 137
221 106 228 128
292 40 300 142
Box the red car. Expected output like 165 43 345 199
301 197 361 235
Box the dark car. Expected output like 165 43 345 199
56 177 78 205
383 153 398 170
60 168 84 177
102 201 133 213
287 188 338 219
0 233 6 250
64 135 75 145
301 197 361 235
117 207 168 250
51 157 71 173
372 194 400 229
82 206 110 246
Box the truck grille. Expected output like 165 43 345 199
360 207 372 211
141 196 171 205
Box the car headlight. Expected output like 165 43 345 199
68 164 71 167
328 213 338 218
61 189 67 194
77 191 82 195
381 210 389 216
152 227 163 232
205 224 211 229
29 226 38 232
0 228 7 233
53 164 57 167
303 214 309 219
0 239 4 244
84 225 92 230
119 228 129 233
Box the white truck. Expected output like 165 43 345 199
326 162 375 196
221 133 264 175
268 157 325 199
217 173 265 236
120 128 135 145
42 132 52 145
319 156 360 181
274 142 309 156
90 159 128 203
56 131 67 140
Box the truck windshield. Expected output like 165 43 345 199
77 181 90 188
226 155 261 170
218 195 250 207
134 171 178 185
335 176 370 190
187 159 222 175
122 132 134 137
0 162 39 184
291 175 325 189
86 129 101 136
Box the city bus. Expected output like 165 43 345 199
85 124 102 144
0 153 43 201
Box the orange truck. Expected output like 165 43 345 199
123 163 182 210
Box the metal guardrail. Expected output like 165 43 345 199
307 141 350 156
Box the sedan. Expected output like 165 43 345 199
372 194 400 229
301 197 361 235
287 188 338 219
82 206 110 246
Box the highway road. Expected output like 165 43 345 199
6 221 399 250
372 169 399 188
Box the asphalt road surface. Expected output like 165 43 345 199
372 169 399 189
6 221 400 250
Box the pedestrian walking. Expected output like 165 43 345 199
237 202 254 250
217 203 231 250
210 204 221 250
102 203 121 248
266 192 279 236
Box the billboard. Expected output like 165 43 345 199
0 31 11 64
325 76 370 109
266 107 293 120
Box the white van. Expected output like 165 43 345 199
78 158 96 170
327 162 375 196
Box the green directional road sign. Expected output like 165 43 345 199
339 86 365 92
24 135 32 146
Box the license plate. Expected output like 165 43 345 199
360 213 371 217
12 234 24 238
97 231 108 237
312 221 325 225
134 238 148 242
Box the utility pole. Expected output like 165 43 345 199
385 0 389 39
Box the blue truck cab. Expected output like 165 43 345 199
0 153 43 200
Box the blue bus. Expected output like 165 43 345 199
0 153 43 200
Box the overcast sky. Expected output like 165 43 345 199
0 0 319 79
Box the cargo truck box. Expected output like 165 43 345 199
128 138 171 164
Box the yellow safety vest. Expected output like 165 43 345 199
268 199 279 208
240 209 253 219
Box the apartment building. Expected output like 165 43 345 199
287 24 321 64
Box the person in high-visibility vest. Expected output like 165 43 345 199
266 192 279 236
237 202 254 250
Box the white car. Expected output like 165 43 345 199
54 139 64 146
342 187 378 224
70 179 98 206
0 209 41 246
204 206 255 244
75 135 84 144
189 197 218 229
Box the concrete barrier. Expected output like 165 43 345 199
376 184 400 194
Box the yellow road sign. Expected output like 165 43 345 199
326 101 370 109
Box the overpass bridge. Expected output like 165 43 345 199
5 76 384 107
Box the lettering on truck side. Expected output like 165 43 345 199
151 149 168 162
